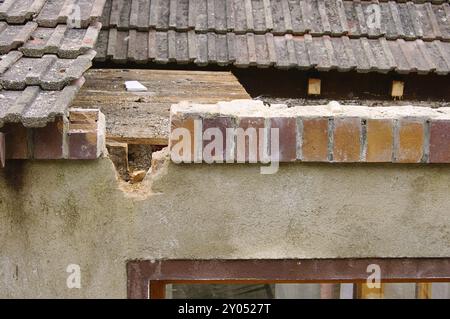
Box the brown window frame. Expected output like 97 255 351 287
127 259 450 299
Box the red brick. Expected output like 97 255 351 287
1 123 29 159
429 120 450 163
237 117 265 162
270 117 297 162
333 117 361 162
33 118 64 159
366 119 393 162
170 117 195 162
203 117 233 162
301 118 329 162
396 119 424 163
68 131 98 160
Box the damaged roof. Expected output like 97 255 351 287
1 0 449 128
96 0 450 74
0 0 106 128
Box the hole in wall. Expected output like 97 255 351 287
107 141 166 184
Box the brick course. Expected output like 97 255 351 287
333 117 361 163
430 120 450 163
237 117 265 163
396 119 425 163
270 117 297 162
2 123 29 159
0 109 105 164
33 117 64 159
301 118 329 162
170 101 450 164
366 119 394 163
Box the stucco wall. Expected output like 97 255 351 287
1 155 450 298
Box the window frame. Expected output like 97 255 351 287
127 259 450 299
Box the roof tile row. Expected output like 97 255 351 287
0 21 102 58
95 29 450 75
21 22 102 58
0 0 108 128
0 0 46 24
0 77 85 128
101 0 450 41
0 50 95 90
36 0 106 28
0 21 37 54
0 0 106 27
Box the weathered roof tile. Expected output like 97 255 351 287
101 0 450 42
0 50 94 90
0 0 46 24
96 27 450 75
0 0 107 129
36 0 106 28
20 22 101 58
96 0 450 76
0 21 37 54
0 77 84 128
0 50 22 74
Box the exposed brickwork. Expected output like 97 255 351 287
429 121 450 163
301 118 329 162
33 117 64 159
67 109 105 160
333 117 361 163
68 131 98 160
237 117 265 162
366 119 393 163
1 123 29 159
203 117 233 163
0 109 105 165
396 119 425 163
170 101 450 165
270 117 297 162
170 116 195 162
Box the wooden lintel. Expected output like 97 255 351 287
106 135 168 146
71 69 250 148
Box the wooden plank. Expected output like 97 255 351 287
416 283 432 299
71 69 250 145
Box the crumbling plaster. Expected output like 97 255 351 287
1 153 450 298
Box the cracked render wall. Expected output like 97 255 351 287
1 154 450 298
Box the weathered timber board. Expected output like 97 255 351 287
71 69 250 145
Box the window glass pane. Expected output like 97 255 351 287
167 283 342 299
432 283 450 299
165 282 450 299
275 284 321 299
383 283 416 299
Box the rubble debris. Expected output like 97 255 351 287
129 170 146 184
